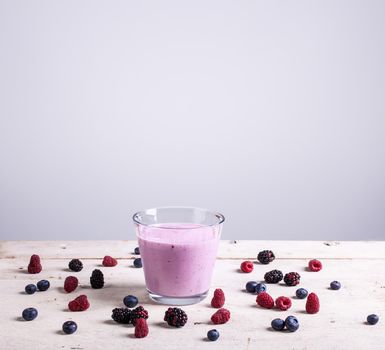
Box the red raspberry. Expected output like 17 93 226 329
134 318 149 338
308 259 322 272
275 296 292 311
27 254 42 274
211 308 231 324
64 276 79 293
102 255 118 267
256 292 274 309
211 288 225 308
240 261 253 273
306 292 320 314
68 295 90 311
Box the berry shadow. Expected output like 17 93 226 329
266 327 292 334
55 330 64 335
14 317 25 321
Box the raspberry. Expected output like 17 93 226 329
306 292 320 314
164 307 188 327
240 261 253 273
68 295 90 311
135 318 149 338
131 306 149 325
102 255 118 267
308 259 322 272
256 292 274 309
275 296 292 311
64 276 79 293
257 250 275 264
211 308 231 324
264 269 283 283
28 254 42 274
284 272 301 286
211 288 225 308
90 269 104 289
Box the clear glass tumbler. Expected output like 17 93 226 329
133 207 225 305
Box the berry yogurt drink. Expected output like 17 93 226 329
133 207 224 305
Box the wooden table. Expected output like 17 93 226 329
1 240 384 350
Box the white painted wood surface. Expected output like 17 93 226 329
1 240 384 350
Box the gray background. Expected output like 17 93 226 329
1 0 384 241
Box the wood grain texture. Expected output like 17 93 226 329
1 241 384 350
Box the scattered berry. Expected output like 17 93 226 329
134 247 140 255
211 288 225 308
164 307 188 327
133 258 142 268
131 306 149 325
275 296 292 311
271 318 285 331
255 283 267 294
134 318 149 338
211 308 230 324
306 293 320 314
296 288 308 299
27 254 42 274
123 295 138 308
256 292 274 309
25 284 37 295
284 272 301 286
102 255 118 267
37 280 50 291
308 259 322 272
330 281 341 290
111 308 132 324
207 329 220 341
68 259 83 272
264 270 283 284
367 314 379 325
285 315 299 332
62 321 77 334
22 307 38 321
68 295 90 311
64 276 78 293
246 281 258 293
240 261 253 273
90 269 104 289
257 250 275 264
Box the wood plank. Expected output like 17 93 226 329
1 251 385 349
1 240 385 260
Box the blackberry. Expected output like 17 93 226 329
90 269 104 289
164 307 188 327
264 269 283 284
284 272 301 286
68 259 83 272
131 306 149 325
111 308 132 324
257 250 275 264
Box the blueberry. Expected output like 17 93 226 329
296 288 308 299
255 283 266 294
367 314 379 325
133 258 142 268
22 307 38 321
271 318 285 331
37 280 50 291
207 329 220 341
245 281 258 293
123 295 138 308
330 281 341 290
285 316 299 332
62 320 78 334
25 284 37 295
134 247 140 255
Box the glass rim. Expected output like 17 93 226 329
132 206 225 229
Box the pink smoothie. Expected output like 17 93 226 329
137 223 221 297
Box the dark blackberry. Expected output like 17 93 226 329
90 269 104 289
284 272 301 286
264 269 283 283
68 259 83 272
111 308 132 324
164 307 188 327
257 250 275 264
131 306 149 325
